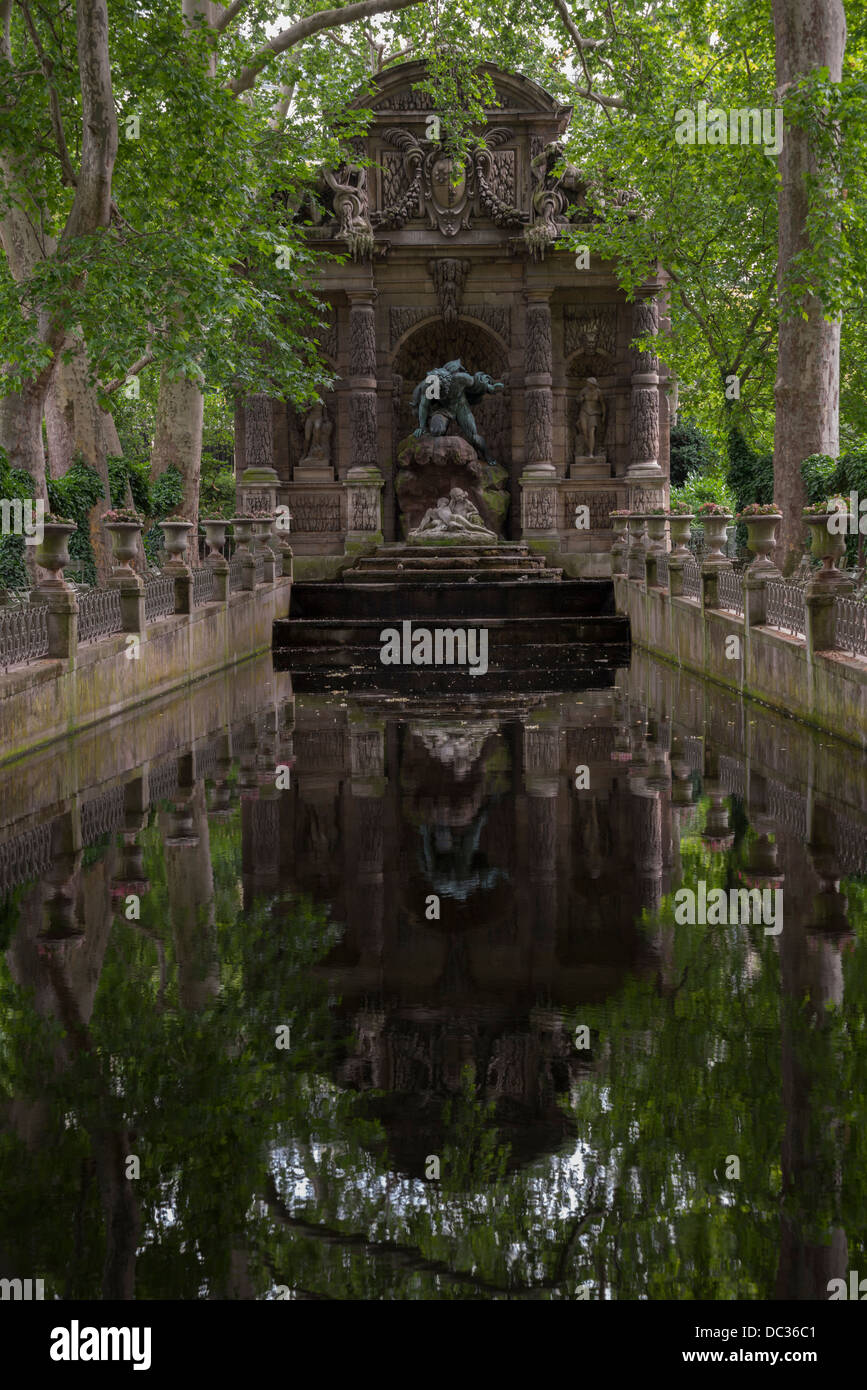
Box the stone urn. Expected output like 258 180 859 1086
104 520 143 574
231 517 255 554
645 514 667 552
201 519 228 559
804 512 847 576
626 513 647 578
738 511 781 574
35 521 77 587
161 519 193 564
667 513 694 559
609 513 629 575
251 517 273 552
696 511 732 564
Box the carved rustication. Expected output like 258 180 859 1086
244 394 274 470
464 305 510 342
351 488 380 531
350 393 378 467
349 303 377 376
564 306 617 361
526 388 553 463
629 486 665 512
562 491 616 529
317 305 338 361
390 306 429 345
288 494 342 532
524 488 556 529
629 388 660 468
429 258 470 326
381 150 408 209
631 297 659 374
525 302 553 375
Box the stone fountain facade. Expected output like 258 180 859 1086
234 61 671 576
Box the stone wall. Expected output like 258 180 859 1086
616 571 867 747
0 580 291 765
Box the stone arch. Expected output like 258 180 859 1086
391 318 512 476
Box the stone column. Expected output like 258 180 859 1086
520 293 559 553
627 298 663 481
238 392 280 514
348 290 380 476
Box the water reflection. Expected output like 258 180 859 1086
1 657 866 1299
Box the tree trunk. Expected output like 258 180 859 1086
45 339 122 476
151 369 205 540
772 0 846 573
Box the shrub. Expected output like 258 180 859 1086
800 453 838 503
670 419 719 488
726 428 774 510
47 458 105 585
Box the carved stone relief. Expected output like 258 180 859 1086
564 306 617 361
288 494 343 532
429 258 470 326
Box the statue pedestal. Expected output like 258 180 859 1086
570 454 608 480
294 459 334 484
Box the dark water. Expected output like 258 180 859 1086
1 653 866 1301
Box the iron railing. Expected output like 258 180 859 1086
656 552 669 587
192 566 216 606
253 552 265 586
682 556 701 602
716 567 744 616
766 581 806 636
228 555 247 593
835 595 867 659
77 586 123 644
0 821 53 897
0 601 49 670
145 573 175 623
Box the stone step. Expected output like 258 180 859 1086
275 614 628 648
288 578 615 621
344 569 562 585
353 552 548 568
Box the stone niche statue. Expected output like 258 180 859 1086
408 487 498 545
411 359 504 464
296 398 333 481
575 377 607 462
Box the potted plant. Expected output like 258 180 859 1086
803 498 848 573
695 501 732 563
103 507 144 573
160 514 194 564
735 502 782 572
36 512 77 585
667 500 695 558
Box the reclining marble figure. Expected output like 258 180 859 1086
409 487 497 541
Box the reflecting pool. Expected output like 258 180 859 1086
1 652 866 1299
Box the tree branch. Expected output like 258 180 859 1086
212 0 248 35
15 1 78 186
59 0 117 251
102 348 154 395
229 0 426 96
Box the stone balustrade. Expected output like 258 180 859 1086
616 534 867 745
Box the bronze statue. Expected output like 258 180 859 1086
411 359 504 464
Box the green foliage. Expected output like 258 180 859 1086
669 420 719 488
671 464 737 515
726 428 774 512
0 450 33 588
800 453 839 504
46 458 106 585
199 455 236 520
108 458 151 516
